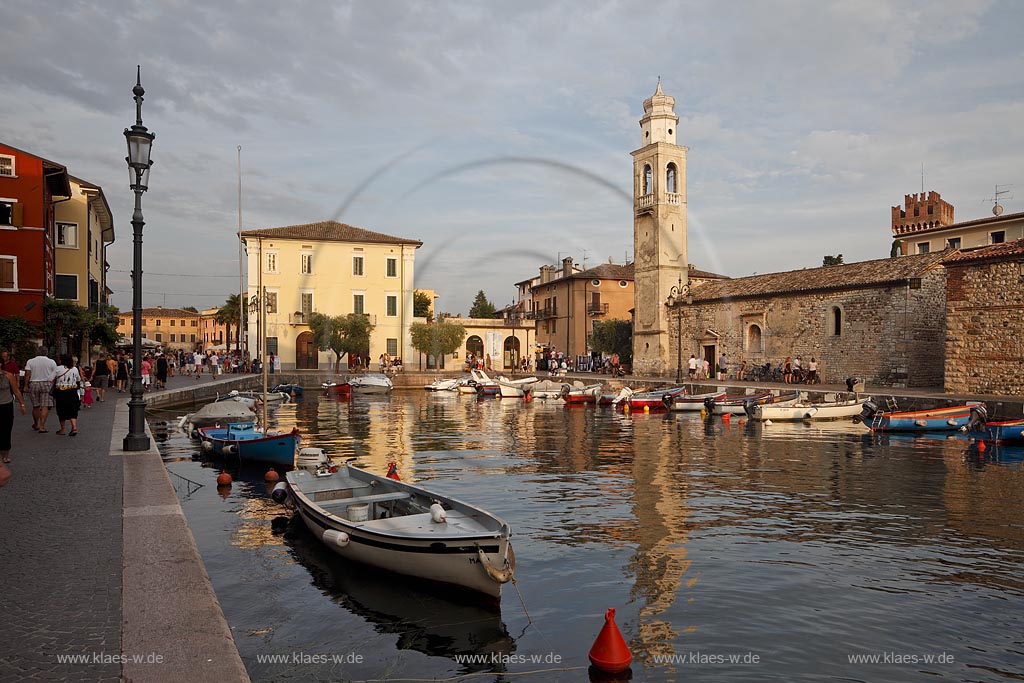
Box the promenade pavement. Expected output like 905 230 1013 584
0 369 251 683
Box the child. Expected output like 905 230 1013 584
82 381 94 408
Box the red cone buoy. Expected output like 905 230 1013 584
265 468 279 483
721 412 731 422
978 441 986 452
589 608 632 674
386 462 401 481
216 472 232 486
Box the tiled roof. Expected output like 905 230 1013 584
121 308 200 317
689 251 949 302
895 210 1024 237
574 263 635 280
240 220 422 246
943 238 1024 265
689 266 729 280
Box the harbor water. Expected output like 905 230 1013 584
151 390 1024 682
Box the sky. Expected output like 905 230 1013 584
1 0 1021 316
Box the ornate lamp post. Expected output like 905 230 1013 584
123 66 155 452
666 275 691 384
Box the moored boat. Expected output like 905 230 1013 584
270 383 304 398
628 386 686 411
753 396 869 422
854 400 982 432
280 449 515 600
525 379 567 400
495 375 538 398
598 387 634 406
667 389 726 412
348 373 394 394
322 380 352 397
424 377 461 392
198 421 300 468
179 400 256 438
705 390 777 415
965 404 1024 444
562 382 603 404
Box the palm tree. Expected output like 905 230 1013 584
216 294 242 352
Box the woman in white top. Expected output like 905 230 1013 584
53 354 83 436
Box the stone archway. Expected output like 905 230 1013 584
503 336 520 369
466 335 483 360
295 331 318 369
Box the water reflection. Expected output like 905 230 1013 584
154 392 1024 682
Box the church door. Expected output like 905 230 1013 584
296 331 318 369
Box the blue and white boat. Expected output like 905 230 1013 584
965 405 1024 444
198 421 300 468
854 400 982 432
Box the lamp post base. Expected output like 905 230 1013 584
123 434 151 451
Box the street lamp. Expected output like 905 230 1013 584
666 275 691 384
123 66 155 452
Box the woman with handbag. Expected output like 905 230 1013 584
1 360 27 463
53 355 83 436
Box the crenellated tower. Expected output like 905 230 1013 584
631 81 688 376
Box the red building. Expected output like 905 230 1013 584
0 142 72 325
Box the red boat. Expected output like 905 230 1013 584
627 386 686 412
322 381 352 398
562 383 602 404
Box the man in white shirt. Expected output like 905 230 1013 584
688 354 698 380
24 346 58 432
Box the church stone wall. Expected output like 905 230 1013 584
672 270 947 387
945 259 1024 395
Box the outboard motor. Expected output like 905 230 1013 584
846 377 864 393
967 404 988 432
853 400 878 425
703 396 717 412
743 399 758 420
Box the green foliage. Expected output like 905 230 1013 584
215 293 242 349
40 299 118 358
309 312 375 372
822 254 844 266
468 290 497 318
182 305 199 313
409 320 466 360
0 316 37 353
86 307 120 350
890 241 901 258
588 319 633 365
413 291 432 319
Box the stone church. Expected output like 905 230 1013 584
629 83 1024 394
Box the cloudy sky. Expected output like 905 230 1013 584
2 0 1021 315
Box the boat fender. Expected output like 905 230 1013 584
946 418 958 426
224 444 237 455
323 529 350 548
430 502 447 523
476 546 513 584
915 420 928 427
271 482 289 504
201 441 214 452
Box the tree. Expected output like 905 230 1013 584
413 291 432 319
409 320 466 367
468 290 497 318
822 254 844 266
308 312 375 372
215 294 242 351
588 319 633 365
182 306 199 313
890 241 901 258
0 316 37 353
40 299 118 360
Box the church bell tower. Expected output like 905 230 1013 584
632 81 688 376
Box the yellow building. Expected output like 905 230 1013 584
892 191 1024 256
240 221 421 370
411 316 535 372
53 176 114 311
117 307 200 351
200 306 235 351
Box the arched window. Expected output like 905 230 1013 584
746 324 763 352
643 165 653 195
831 307 842 336
503 336 520 369
466 335 483 359
666 163 677 194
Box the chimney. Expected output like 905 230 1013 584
562 256 574 278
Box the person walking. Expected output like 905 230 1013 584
24 346 58 433
52 355 82 436
783 357 793 384
116 353 130 392
718 353 728 381
92 354 111 402
807 357 818 385
1 350 19 389
688 354 698 380
140 354 152 392
156 354 169 389
0 360 27 463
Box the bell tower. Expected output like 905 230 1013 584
631 81 688 376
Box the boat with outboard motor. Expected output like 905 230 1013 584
348 373 394 394
562 382 603 404
962 404 1024 443
853 399 983 432
179 400 256 438
666 389 726 412
276 448 515 600
495 375 538 398
628 386 687 411
198 421 300 467
707 390 801 416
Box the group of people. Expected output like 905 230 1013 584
686 353 821 384
377 353 403 375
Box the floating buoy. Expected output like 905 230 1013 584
271 481 289 503
700 409 706 417
216 472 232 486
265 468 280 483
588 608 632 674
623 403 630 414
386 462 401 481
643 405 649 414
978 441 987 452
721 412 731 422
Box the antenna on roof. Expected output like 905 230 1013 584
582 249 589 270
920 162 924 194
985 184 1013 216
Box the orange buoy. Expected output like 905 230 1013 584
216 472 232 486
386 462 401 481
721 412 731 422
588 608 632 674
978 441 986 452
264 468 280 483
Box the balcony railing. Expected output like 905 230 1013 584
588 302 609 315
538 306 557 319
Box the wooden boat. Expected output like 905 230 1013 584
495 375 538 398
218 389 290 405
280 449 514 600
198 421 300 467
667 389 726 412
853 400 982 432
562 382 603 404
753 396 869 422
270 383 304 398
348 373 393 394
628 386 687 411
322 380 352 397
598 387 634 406
706 390 780 415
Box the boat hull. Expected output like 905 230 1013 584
199 425 299 468
754 398 869 422
668 390 726 412
975 419 1024 443
859 404 980 432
